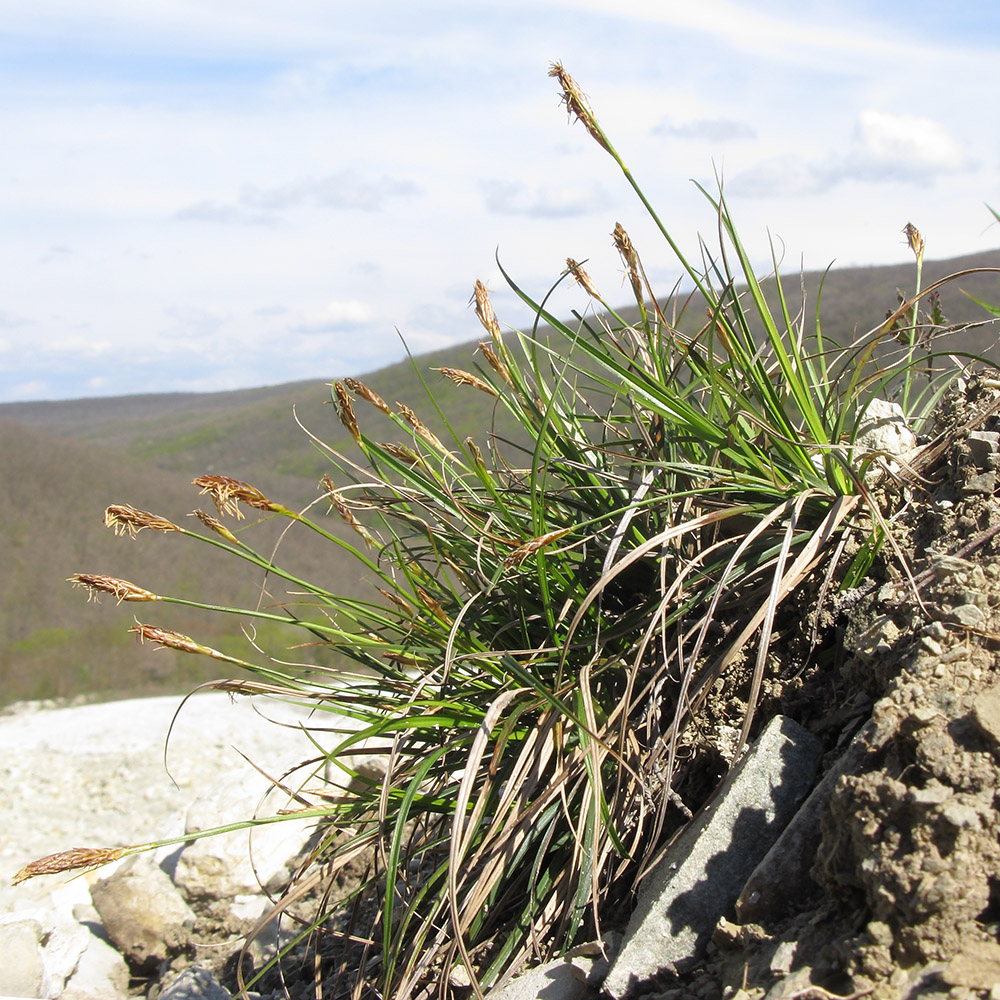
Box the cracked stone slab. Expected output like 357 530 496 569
603 715 821 999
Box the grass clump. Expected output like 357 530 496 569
18 66 1000 998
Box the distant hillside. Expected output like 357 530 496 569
1 249 998 707
0 420 370 706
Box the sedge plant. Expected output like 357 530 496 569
17 65 1000 999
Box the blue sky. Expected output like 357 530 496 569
1 0 998 403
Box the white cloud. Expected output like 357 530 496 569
730 110 969 197
295 300 374 334
176 170 420 225
481 180 610 218
0 1 997 403
0 310 33 328
846 109 967 180
654 118 756 141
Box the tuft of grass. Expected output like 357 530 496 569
18 65 1000 999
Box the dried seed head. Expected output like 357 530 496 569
472 280 502 341
504 527 574 569
378 588 415 615
69 574 159 603
432 366 499 397
612 223 643 303
904 222 924 263
192 509 241 545
343 377 391 415
192 475 279 519
415 586 451 624
379 442 424 466
104 504 182 537
477 341 514 389
396 403 447 453
331 380 362 444
566 258 601 300
13 845 130 885
130 623 224 659
548 62 610 154
321 476 375 547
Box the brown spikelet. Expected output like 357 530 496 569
415 586 451 624
104 505 182 537
432 366 499 397
379 588 415 615
904 221 925 264
343 377 392 415
321 475 375 547
504 527 574 569
566 258 601 300
612 223 644 304
331 380 362 444
477 341 514 389
13 845 129 885
69 574 159 603
191 509 241 545
472 280 502 341
548 62 610 154
192 475 281 519
378 442 424 467
396 403 446 453
129 623 225 659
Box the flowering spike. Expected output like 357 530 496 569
13 846 131 885
343 377 391 415
548 62 611 154
129 623 227 660
69 574 160 603
191 509 241 545
566 258 601 300
396 403 447 453
192 475 281 519
331 380 362 444
104 505 181 537
432 367 499 397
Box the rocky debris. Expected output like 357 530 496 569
0 694 351 999
172 759 320 907
91 853 196 969
156 966 232 1000
0 914 46 996
855 397 919 472
488 938 618 1000
603 716 822 998
0 906 130 1000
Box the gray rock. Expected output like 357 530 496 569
962 471 996 496
972 685 1000 748
967 430 1000 468
945 603 986 627
90 852 196 967
158 966 232 1000
737 717 880 924
0 916 46 996
603 716 822 999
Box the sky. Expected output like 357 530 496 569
1 0 998 403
